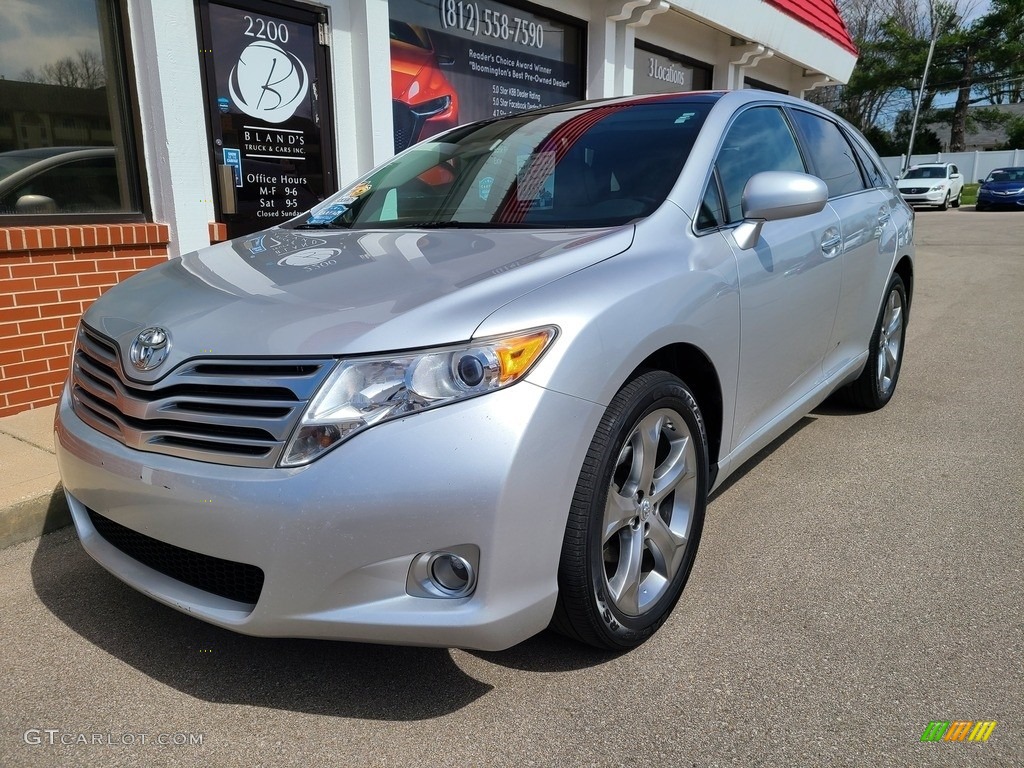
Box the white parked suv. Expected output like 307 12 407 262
897 162 963 209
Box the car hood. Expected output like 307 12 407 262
83 226 633 381
980 180 1024 192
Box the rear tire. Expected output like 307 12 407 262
841 274 908 411
551 371 708 651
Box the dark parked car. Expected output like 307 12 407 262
976 167 1024 211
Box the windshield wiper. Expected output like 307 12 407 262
394 220 544 229
295 221 350 229
403 220 481 228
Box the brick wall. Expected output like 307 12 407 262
0 224 171 417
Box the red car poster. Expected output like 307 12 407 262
388 0 584 151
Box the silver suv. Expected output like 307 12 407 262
56 90 915 651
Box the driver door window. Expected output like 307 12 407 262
715 107 806 223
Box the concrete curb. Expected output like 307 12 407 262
0 486 70 550
0 404 71 550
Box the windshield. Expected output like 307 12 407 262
986 168 1024 183
903 166 947 180
292 101 712 230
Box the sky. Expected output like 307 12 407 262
962 0 992 23
0 0 103 81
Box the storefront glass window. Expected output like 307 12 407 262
0 0 142 219
388 0 585 152
634 42 712 96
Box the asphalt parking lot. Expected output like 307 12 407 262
2 207 1022 768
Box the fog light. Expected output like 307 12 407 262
407 545 479 599
430 553 474 594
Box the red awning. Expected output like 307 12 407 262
765 0 858 56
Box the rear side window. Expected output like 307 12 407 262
847 134 890 189
789 110 866 198
714 106 806 223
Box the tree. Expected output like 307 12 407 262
924 0 1024 149
808 1 953 144
973 0 1024 105
1006 116 1024 148
812 0 1024 151
19 50 105 89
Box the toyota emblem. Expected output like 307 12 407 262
129 327 170 371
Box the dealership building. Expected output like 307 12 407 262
0 0 856 416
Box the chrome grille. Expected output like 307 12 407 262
393 101 425 152
71 324 334 468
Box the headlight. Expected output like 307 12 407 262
411 95 452 117
929 183 947 192
281 327 557 466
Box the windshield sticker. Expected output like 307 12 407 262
306 203 350 226
479 176 494 201
347 182 373 198
674 112 696 124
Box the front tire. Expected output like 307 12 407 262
842 274 908 411
939 192 950 211
952 189 962 208
552 371 708 651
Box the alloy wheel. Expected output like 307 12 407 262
876 287 904 396
601 408 697 617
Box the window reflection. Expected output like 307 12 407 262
0 0 140 217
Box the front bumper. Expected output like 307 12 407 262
899 189 949 207
55 381 602 651
977 191 1024 208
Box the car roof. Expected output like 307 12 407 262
520 91 726 117
0 146 105 160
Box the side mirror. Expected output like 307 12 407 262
977 179 985 184
733 171 828 250
15 194 57 214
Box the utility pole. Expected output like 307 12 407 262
905 1 941 172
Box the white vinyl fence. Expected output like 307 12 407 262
880 148 1024 181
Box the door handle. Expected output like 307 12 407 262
877 208 891 226
821 227 842 258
